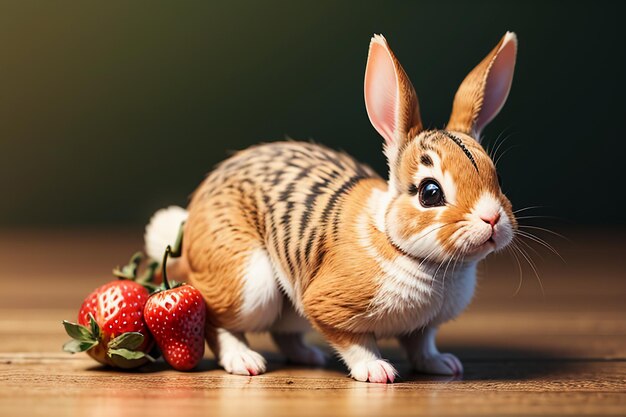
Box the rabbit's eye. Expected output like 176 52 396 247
419 179 445 207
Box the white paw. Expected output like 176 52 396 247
350 359 397 383
285 345 327 367
412 352 463 376
220 349 267 376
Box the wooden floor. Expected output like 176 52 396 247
0 228 624 416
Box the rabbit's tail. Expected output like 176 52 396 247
144 205 188 262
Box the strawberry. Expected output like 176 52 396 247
62 254 156 369
144 245 206 371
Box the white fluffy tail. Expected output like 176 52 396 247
144 205 189 261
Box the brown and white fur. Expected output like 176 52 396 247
145 32 518 383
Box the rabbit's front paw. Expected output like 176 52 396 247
220 349 267 376
350 359 397 383
412 352 463 375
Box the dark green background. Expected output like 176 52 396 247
1 1 623 226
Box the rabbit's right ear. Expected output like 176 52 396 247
446 32 517 140
365 35 422 164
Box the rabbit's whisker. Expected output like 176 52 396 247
515 234 544 261
513 206 545 215
494 144 521 168
507 245 524 297
514 215 560 221
517 225 569 242
515 230 565 263
490 130 516 162
512 238 545 297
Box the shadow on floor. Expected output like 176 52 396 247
354 344 580 382
84 344 583 382
398 344 584 382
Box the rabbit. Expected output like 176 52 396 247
144 32 518 383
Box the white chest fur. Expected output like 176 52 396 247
371 255 476 337
348 190 478 338
356 223 477 336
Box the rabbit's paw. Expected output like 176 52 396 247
220 349 267 376
412 352 463 376
350 359 397 383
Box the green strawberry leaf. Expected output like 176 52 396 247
141 281 162 294
112 268 134 280
108 348 153 368
108 348 147 360
63 339 98 353
88 313 100 338
108 332 144 350
62 320 94 342
167 280 185 289
113 251 144 280
136 260 159 285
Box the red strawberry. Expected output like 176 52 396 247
144 246 206 371
62 254 156 369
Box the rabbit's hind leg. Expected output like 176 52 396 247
195 246 283 376
270 303 326 367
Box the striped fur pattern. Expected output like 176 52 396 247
184 142 377 321
145 32 519 383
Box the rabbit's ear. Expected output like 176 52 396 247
365 35 422 161
447 32 517 140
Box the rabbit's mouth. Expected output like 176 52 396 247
451 226 500 260
463 225 513 259
477 236 497 252
464 239 496 258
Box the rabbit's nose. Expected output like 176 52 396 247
480 212 501 227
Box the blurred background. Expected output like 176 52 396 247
0 0 623 228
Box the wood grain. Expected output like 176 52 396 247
0 228 624 416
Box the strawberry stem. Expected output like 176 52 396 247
171 221 185 258
162 245 172 290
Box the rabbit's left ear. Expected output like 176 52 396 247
447 32 517 140
365 35 422 163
